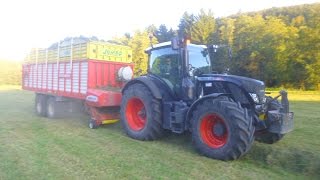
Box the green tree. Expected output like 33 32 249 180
128 30 158 76
178 12 195 38
190 9 215 44
223 3 320 89
109 33 131 46
155 24 176 43
110 3 320 89
210 18 235 73
231 15 299 87
217 18 235 46
289 25 320 89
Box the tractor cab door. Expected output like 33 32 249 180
149 47 182 97
182 45 211 102
187 46 211 77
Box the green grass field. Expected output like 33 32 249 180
0 87 319 179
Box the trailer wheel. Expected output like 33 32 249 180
88 119 98 129
120 83 164 140
191 96 255 160
46 97 62 118
256 97 284 144
35 94 47 117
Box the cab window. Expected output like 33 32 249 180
149 47 179 76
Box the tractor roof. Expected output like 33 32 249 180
145 41 207 53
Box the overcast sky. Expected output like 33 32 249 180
0 0 318 61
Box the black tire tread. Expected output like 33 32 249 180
191 96 255 160
120 83 164 141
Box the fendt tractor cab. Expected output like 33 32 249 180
120 37 294 160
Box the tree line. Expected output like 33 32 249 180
2 3 319 90
112 3 320 90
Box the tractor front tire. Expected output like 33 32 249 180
120 83 164 140
35 94 47 117
191 96 255 160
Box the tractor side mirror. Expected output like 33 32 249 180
171 38 180 50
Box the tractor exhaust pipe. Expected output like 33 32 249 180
279 90 289 113
267 90 294 134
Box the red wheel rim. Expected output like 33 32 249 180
200 113 228 148
126 97 147 131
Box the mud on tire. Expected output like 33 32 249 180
120 83 164 140
191 96 255 160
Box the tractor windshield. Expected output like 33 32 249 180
149 46 181 91
188 45 211 76
149 47 180 77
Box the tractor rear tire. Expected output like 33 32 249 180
35 94 47 117
255 97 284 144
191 96 255 160
120 83 164 140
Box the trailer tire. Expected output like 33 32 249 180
35 94 47 117
88 119 98 129
46 97 62 119
191 96 255 160
120 83 164 140
255 97 284 144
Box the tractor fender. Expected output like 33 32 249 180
122 76 162 99
186 93 231 123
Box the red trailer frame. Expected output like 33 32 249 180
22 59 133 127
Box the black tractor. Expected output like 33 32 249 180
120 38 294 160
